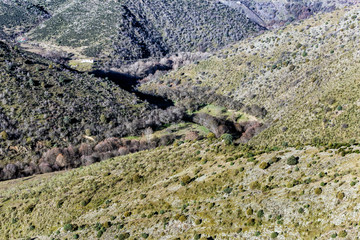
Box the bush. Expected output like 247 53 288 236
337 192 345 200
24 204 36 214
270 156 281 164
0 130 8 140
64 223 74 232
246 208 253 215
207 132 216 140
223 187 233 194
132 174 143 183
257 210 264 218
338 230 347 238
179 215 187 222
195 219 202 225
141 233 149 239
221 134 233 145
81 198 91 206
271 232 279 238
57 199 64 208
118 233 130 240
124 211 132 217
287 156 299 165
246 218 255 226
314 188 322 195
180 175 192 185
250 181 261 190
259 162 269 169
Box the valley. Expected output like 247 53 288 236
1 1 360 240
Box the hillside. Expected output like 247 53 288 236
0 0 50 39
1 0 356 62
238 0 358 27
7 0 263 65
0 40 163 165
140 5 360 147
1 138 360 239
3 2 360 240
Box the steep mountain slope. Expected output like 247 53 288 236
0 0 50 39
1 139 360 239
0 41 155 164
19 0 263 65
141 5 360 146
1 0 356 67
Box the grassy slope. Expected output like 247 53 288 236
1 139 360 239
142 5 360 146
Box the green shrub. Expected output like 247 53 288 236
180 175 192 185
0 131 8 140
337 192 345 200
207 132 216 139
64 223 74 232
223 187 233 194
257 210 264 218
271 232 279 238
57 200 64 208
124 211 132 217
221 134 233 145
103 221 112 228
246 208 253 215
259 162 269 169
81 198 91 206
338 230 347 238
179 215 187 222
141 233 149 239
195 219 202 225
287 156 299 165
314 188 322 195
118 233 130 240
250 181 261 190
132 174 143 183
97 230 104 238
246 218 256 226
24 204 36 214
270 156 281 164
